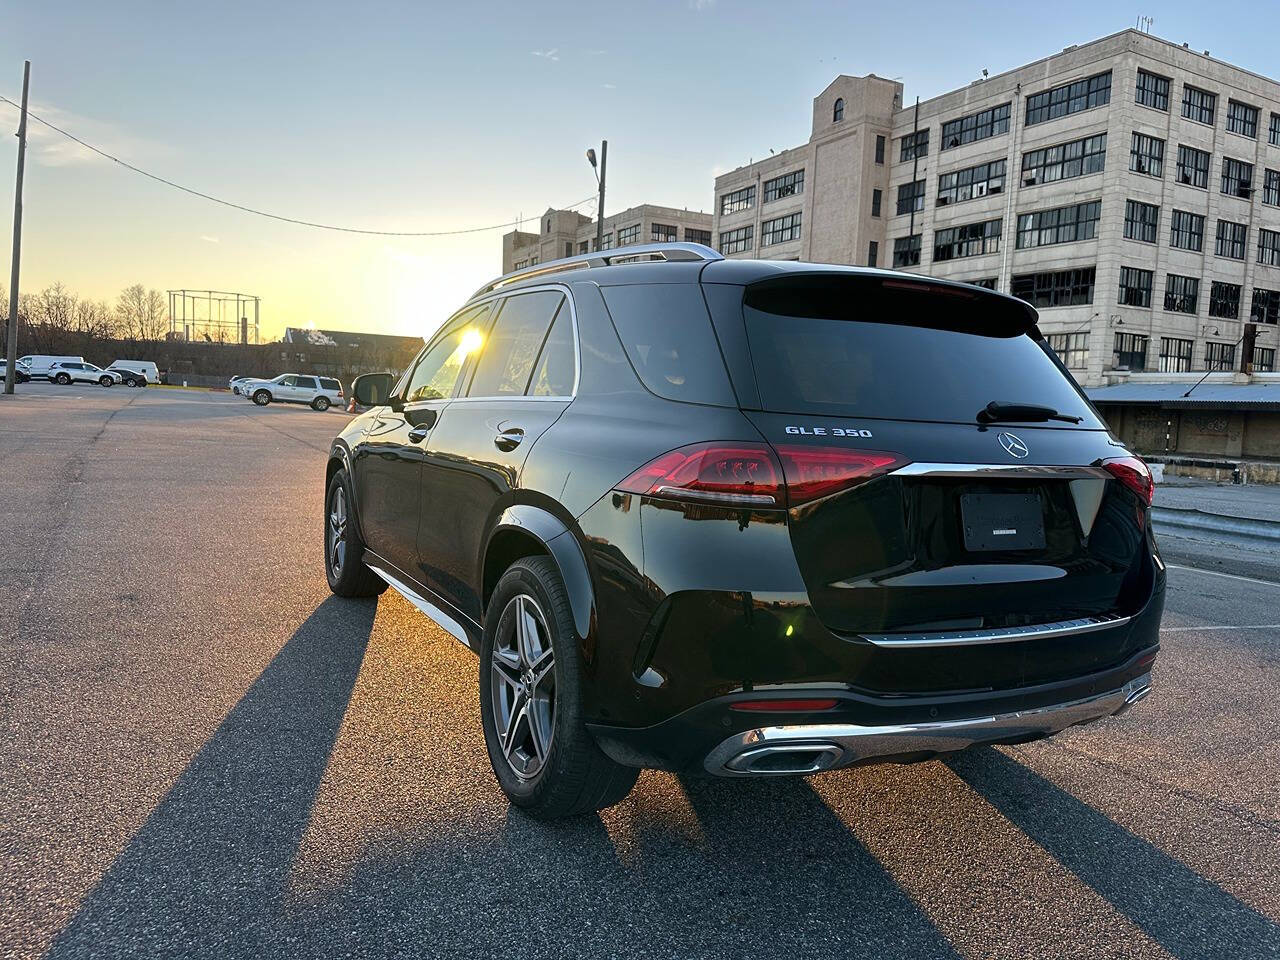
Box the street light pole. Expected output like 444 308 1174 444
587 140 607 251
4 60 30 395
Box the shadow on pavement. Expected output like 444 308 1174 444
47 595 377 960
947 748 1280 960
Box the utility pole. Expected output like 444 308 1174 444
588 140 607 251
4 61 30 395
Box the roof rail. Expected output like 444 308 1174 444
471 242 723 300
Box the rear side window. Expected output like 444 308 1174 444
528 308 575 396
742 278 1099 426
319 378 340 390
468 291 564 396
600 284 735 406
296 376 318 389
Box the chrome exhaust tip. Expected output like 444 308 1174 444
1113 676 1153 716
722 743 844 776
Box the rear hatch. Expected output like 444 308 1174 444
709 271 1157 691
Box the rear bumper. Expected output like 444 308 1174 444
703 672 1151 776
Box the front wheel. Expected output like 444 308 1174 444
100 376 114 387
55 373 71 385
480 557 638 819
252 389 271 406
325 469 387 597
312 396 330 411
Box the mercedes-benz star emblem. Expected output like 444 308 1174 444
998 432 1030 458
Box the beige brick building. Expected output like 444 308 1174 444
713 29 1280 388
502 204 712 274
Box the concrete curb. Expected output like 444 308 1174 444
1152 505 1280 544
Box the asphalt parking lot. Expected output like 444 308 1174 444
3 382 1279 960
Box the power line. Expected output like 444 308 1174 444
0 95 596 237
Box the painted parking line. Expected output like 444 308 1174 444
1160 624 1280 632
1165 563 1280 589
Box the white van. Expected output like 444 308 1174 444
108 359 159 384
18 355 84 380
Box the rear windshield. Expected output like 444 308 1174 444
742 278 1100 426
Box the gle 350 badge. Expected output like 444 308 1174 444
784 425 874 438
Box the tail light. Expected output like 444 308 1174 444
1102 456 1154 506
617 442 907 508
730 698 838 712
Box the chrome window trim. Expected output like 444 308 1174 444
892 462 1111 480
858 613 1132 648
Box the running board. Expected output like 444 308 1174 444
365 560 478 652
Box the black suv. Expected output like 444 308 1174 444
325 243 1163 819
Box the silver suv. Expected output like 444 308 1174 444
243 374 343 410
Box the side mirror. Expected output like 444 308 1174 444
352 372 395 408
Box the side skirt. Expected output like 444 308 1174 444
364 554 482 653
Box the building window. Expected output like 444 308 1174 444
1159 336 1194 372
1118 266 1154 307
685 227 712 246
1164 274 1199 314
1011 267 1096 308
875 134 886 164
545 218 551 234
1258 228 1280 267
1182 84 1216 125
1129 132 1164 177
650 222 677 243
599 233 613 250
933 219 1002 261
1253 287 1280 325
937 159 1006 205
1176 145 1211 188
871 188 882 218
1016 200 1101 249
967 277 999 290
1047 331 1090 368
718 225 753 255
1216 220 1248 259
1135 69 1170 110
833 97 844 123
1221 157 1254 198
1266 170 1280 207
617 223 640 247
1169 210 1205 251
1209 281 1241 319
1205 341 1236 371
868 241 879 267
1113 332 1149 371
577 241 589 255
513 259 528 270
900 129 929 162
896 179 925 215
1021 133 1106 185
1271 113 1280 147
1226 99 1259 138
1025 71 1111 126
763 170 804 203
761 212 802 246
941 103 1011 149
1255 346 1277 371
1123 199 1159 243
893 234 922 267
720 185 756 216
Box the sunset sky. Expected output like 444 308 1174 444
3 0 1278 341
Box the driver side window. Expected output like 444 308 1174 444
404 304 491 403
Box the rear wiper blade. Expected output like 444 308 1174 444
977 400 1082 425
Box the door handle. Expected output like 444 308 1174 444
408 425 432 443
494 427 525 451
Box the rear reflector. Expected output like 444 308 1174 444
730 698 839 712
1102 456 1154 506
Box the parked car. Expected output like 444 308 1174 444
229 375 253 395
322 244 1164 820
0 359 31 383
107 366 148 387
107 359 157 385
49 361 122 387
17 355 84 380
243 374 343 410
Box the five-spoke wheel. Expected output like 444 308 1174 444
490 594 556 780
327 483 348 579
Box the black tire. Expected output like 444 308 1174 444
100 376 113 387
480 556 639 819
312 396 330 411
253 389 271 406
324 468 387 598
55 372 71 385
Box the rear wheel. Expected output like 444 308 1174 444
312 396 330 411
55 372 71 385
325 468 386 597
480 557 638 819
253 389 271 406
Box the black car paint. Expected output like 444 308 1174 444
329 259 1164 772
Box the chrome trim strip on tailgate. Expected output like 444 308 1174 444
892 462 1111 479
858 613 1132 648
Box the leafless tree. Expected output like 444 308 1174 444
115 284 168 344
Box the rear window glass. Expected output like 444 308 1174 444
601 284 735 406
742 282 1099 426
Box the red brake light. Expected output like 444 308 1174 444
774 445 906 505
1102 456 1154 506
617 442 783 506
730 698 839 712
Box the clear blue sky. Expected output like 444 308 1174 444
3 0 1278 337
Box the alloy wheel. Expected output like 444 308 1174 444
491 594 556 780
327 485 347 577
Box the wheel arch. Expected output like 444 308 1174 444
326 442 368 545
483 504 595 643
